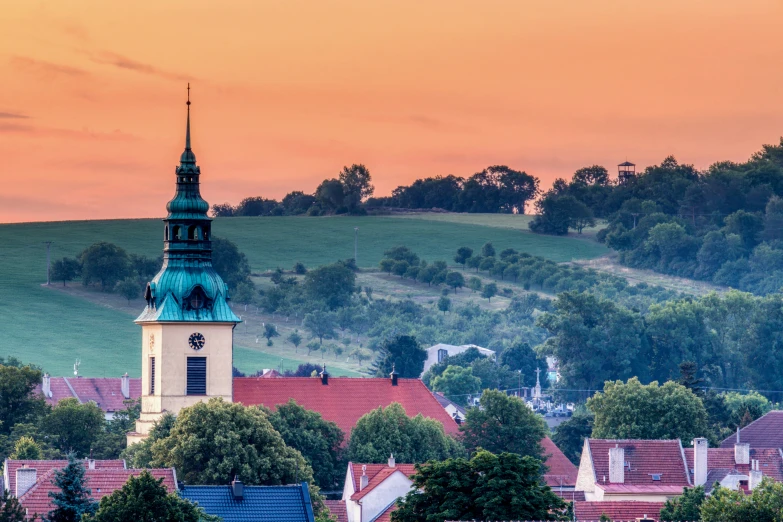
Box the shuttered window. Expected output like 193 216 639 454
187 357 207 395
150 357 156 395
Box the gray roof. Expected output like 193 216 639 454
180 483 315 522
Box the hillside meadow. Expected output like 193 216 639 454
0 214 607 377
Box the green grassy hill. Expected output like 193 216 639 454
0 214 607 377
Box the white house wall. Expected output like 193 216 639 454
359 472 413 522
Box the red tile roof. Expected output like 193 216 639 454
234 377 459 436
35 377 141 413
542 437 578 488
553 489 586 501
683 447 783 482
349 463 417 500
18 468 175 520
721 411 783 449
4 460 125 498
371 503 397 522
595 484 685 495
588 440 689 487
574 501 664 522
324 500 347 522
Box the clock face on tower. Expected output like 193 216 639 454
188 332 205 351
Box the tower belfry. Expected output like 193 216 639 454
128 87 240 445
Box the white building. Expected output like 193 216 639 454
422 343 495 376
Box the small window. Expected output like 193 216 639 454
150 357 156 395
188 226 199 240
651 474 661 481
437 348 448 363
187 357 207 395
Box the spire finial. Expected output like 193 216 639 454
185 83 191 151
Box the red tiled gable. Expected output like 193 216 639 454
542 437 578 487
19 468 175 520
683 447 783 482
234 377 459 436
588 440 689 487
324 500 347 522
721 411 783 449
349 463 417 497
574 501 664 522
35 377 141 413
5 460 125 498
371 503 397 522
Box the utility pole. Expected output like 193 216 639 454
354 227 359 265
43 241 53 285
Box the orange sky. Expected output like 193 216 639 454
0 0 781 223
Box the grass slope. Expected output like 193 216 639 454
0 215 606 377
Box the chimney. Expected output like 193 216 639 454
735 442 750 465
231 477 244 499
41 373 52 398
121 373 130 399
88 459 96 470
608 445 624 484
359 465 368 491
390 364 398 386
749 459 763 490
693 438 708 487
388 454 395 468
320 366 329 385
16 467 37 497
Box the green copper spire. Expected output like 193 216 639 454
137 85 240 324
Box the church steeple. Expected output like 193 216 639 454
136 85 239 324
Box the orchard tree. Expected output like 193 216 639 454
303 263 356 309
437 296 451 315
454 247 473 266
460 389 547 460
150 398 313 486
263 323 279 346
303 310 337 345
374 335 427 378
588 378 709 442
287 330 303 352
392 450 567 522
446 271 465 292
481 242 496 258
468 277 482 293
265 400 345 490
347 403 463 464
481 282 498 302
115 278 140 304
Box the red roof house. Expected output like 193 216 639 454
575 439 691 502
341 457 415 522
233 376 459 436
35 374 140 418
720 411 783 449
574 500 665 521
542 437 578 489
324 500 348 522
11 465 175 520
4 459 126 498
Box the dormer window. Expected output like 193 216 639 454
184 286 211 311
190 292 204 309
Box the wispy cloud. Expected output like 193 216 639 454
0 122 138 141
0 111 29 119
10 56 89 77
90 51 191 82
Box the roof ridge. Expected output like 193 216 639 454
724 410 783 444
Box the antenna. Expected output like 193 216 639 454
73 358 81 376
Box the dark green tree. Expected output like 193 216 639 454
430 366 481 407
263 323 279 346
347 403 463 464
454 247 473 266
83 471 217 522
79 242 129 291
115 277 140 304
211 237 252 290
445 272 464 292
391 450 567 522
588 378 709 441
0 363 47 436
303 310 337 345
50 258 81 286
374 335 427 378
551 410 593 464
315 179 345 212
150 398 313 486
481 282 498 302
265 400 345 490
660 486 705 522
339 164 374 212
437 296 451 314
460 389 547 460
0 489 25 522
480 242 496 258
303 263 356 309
47 453 98 522
41 398 105 457
701 479 783 522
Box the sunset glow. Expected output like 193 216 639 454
1 0 782 222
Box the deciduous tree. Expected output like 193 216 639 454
374 335 427 378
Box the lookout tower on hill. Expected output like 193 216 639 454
128 87 241 445
618 161 636 184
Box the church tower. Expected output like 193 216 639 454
128 87 240 445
